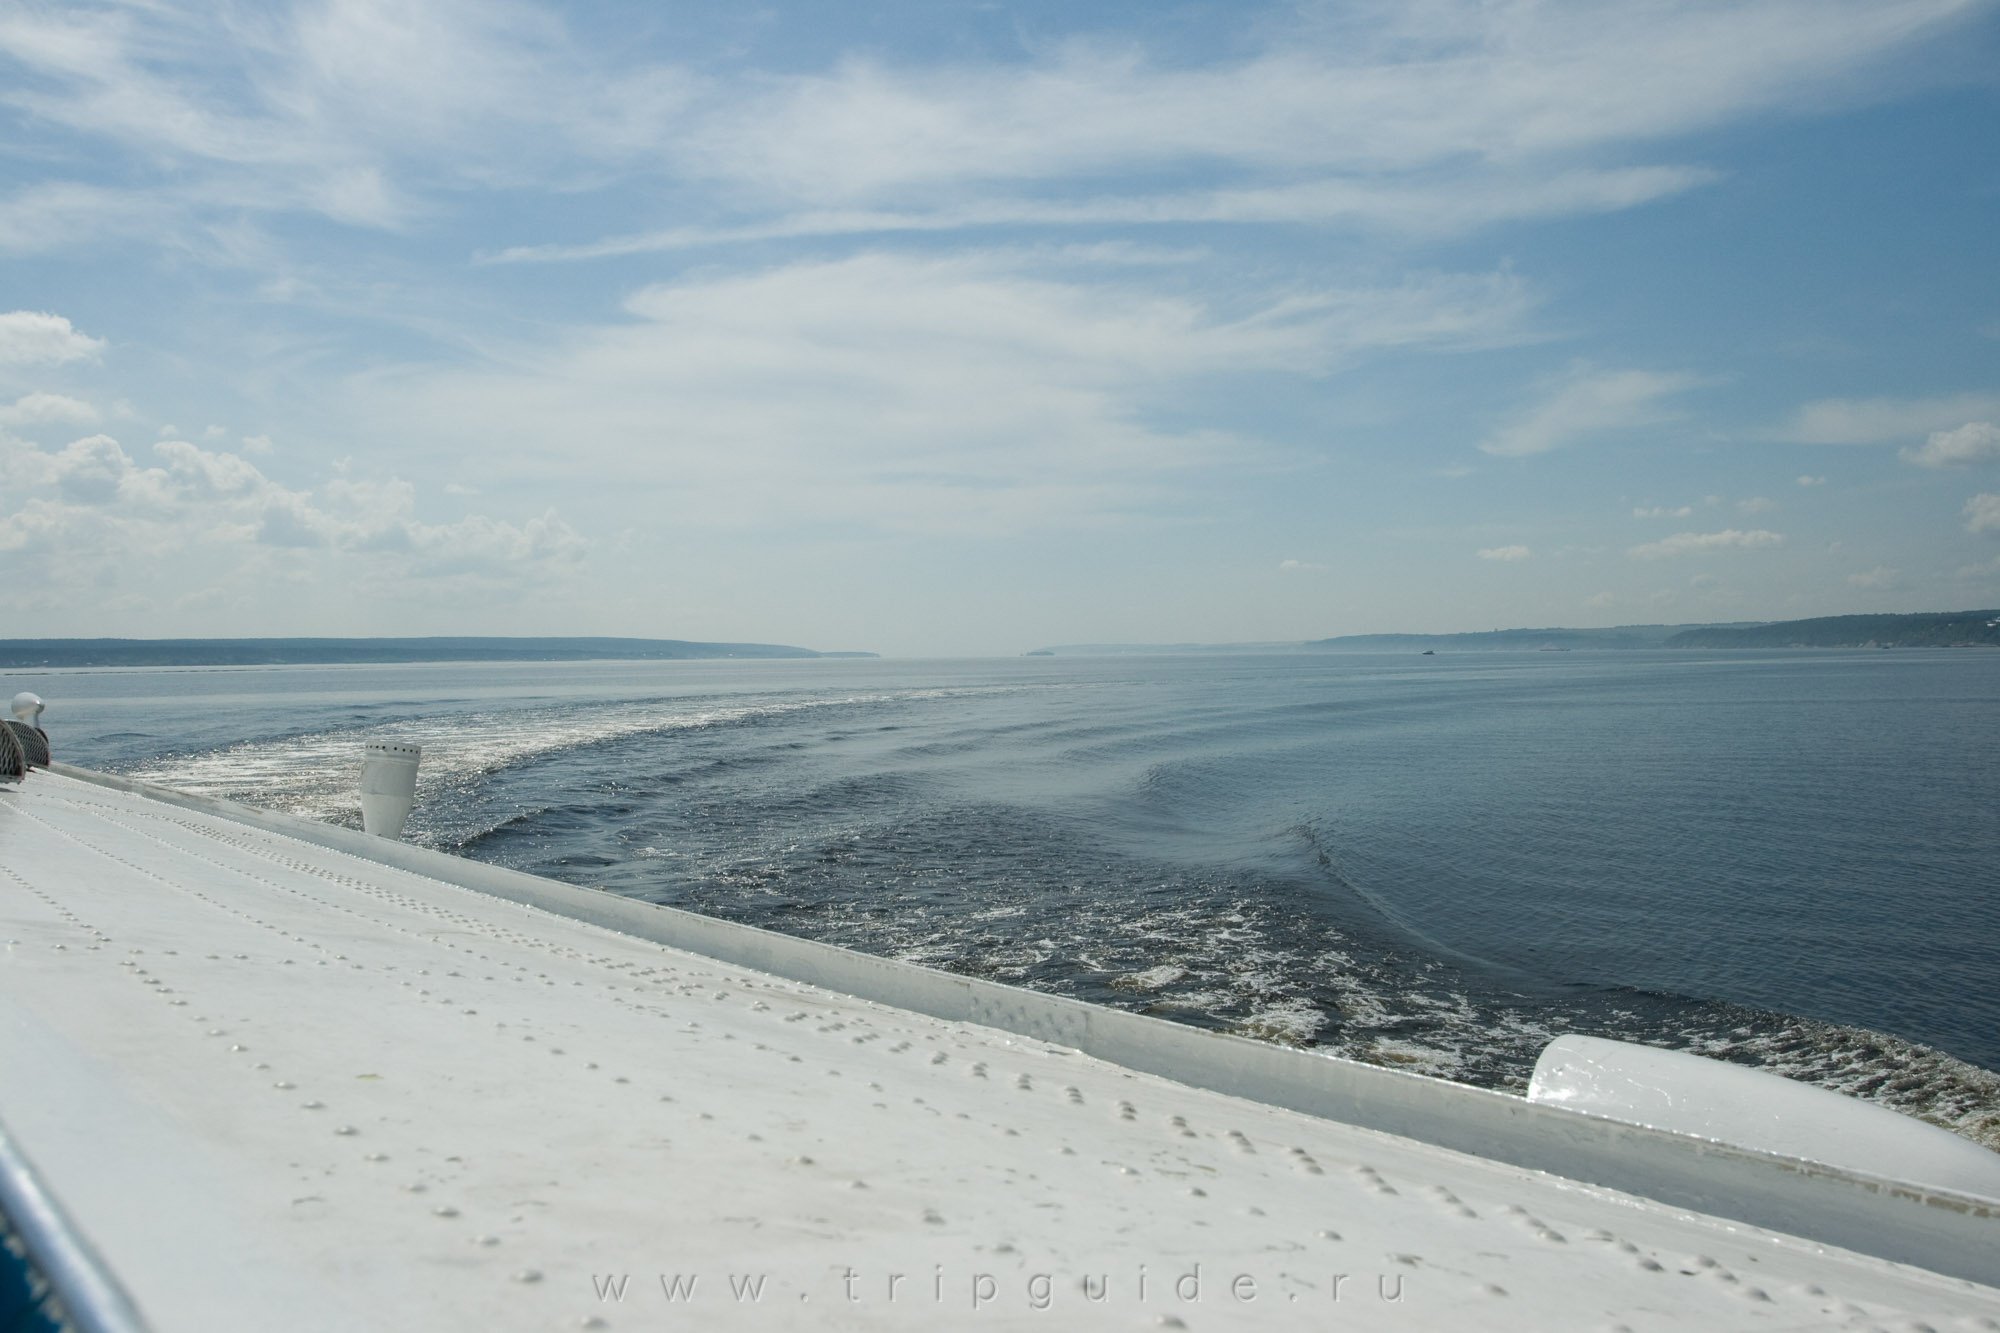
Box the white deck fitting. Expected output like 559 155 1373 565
2 771 1999 1332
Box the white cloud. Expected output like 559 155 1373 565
0 310 104 365
1967 493 2000 536
497 167 1724 262
364 253 1535 535
1478 545 1531 561
1902 421 2000 469
1633 504 1693 518
0 0 696 238
1278 558 1327 571
240 433 275 455
1737 495 1775 513
0 182 149 255
0 0 1977 250
1481 367 1702 457
1778 393 2000 444
0 392 98 426
1627 529 1784 559
1797 474 1826 487
1956 554 2000 578
0 431 587 598
1583 591 1615 607
1848 566 1899 589
667 2 1962 221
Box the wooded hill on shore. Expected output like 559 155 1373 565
1307 624 1733 652
1039 609 2000 655
1660 611 2000 649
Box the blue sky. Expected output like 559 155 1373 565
2 0 1997 655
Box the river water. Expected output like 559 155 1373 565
15 648 1998 1147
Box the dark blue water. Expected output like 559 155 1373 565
13 650 1998 1144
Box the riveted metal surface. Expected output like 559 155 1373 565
3 770 1998 1331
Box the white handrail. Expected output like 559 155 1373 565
0 1114 152 1333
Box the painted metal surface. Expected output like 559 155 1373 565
45 763 2000 1287
356 743 420 840
1529 1033 2000 1198
2 768 1998 1330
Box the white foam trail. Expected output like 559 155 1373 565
117 687 1001 824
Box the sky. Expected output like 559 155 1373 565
2 0 1998 657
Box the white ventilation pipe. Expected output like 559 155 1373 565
359 743 421 840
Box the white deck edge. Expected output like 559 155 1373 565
44 761 2000 1288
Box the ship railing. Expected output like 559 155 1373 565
0 1116 151 1333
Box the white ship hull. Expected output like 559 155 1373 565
4 766 1997 1330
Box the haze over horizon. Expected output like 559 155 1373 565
3 0 1998 657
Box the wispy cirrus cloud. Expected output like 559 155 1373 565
672 3 1962 204
498 0 1971 255
364 251 1537 536
1627 528 1783 559
1477 545 1531 561
0 0 695 243
1776 393 2000 445
0 183 155 255
490 166 1721 262
1481 366 1704 457
0 0 1978 255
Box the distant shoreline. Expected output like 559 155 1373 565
1032 609 2000 656
0 637 878 669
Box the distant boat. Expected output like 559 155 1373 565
1420 649 1434 655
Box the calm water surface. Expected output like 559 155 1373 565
13 649 1997 1144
